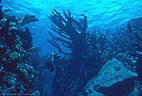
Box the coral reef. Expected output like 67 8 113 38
48 10 90 96
127 18 142 95
0 4 39 95
48 9 120 96
1 1 142 95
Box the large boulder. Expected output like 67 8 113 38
85 58 137 96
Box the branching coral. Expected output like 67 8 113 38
126 20 142 95
47 9 119 96
48 9 88 60
20 14 38 26
127 23 142 70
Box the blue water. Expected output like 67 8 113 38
3 0 142 27
2 0 142 55
1 0 142 96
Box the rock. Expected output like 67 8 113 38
85 58 137 96
31 90 40 96
96 77 136 96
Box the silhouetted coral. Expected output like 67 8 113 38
48 9 88 60
47 9 120 96
20 14 38 26
126 19 142 95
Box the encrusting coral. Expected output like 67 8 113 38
0 3 39 95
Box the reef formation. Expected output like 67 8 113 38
1 0 142 96
0 2 39 95
47 9 142 96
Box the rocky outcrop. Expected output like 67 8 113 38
85 58 137 96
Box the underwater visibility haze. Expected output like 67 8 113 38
0 0 142 96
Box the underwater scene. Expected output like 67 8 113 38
1 0 142 96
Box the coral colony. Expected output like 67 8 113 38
0 0 142 96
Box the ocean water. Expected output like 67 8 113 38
1 0 142 96
2 0 142 56
2 0 142 27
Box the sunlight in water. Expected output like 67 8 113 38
2 0 142 28
0 1 142 95
2 0 142 56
